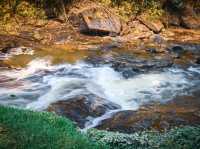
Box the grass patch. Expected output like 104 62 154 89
0 106 104 149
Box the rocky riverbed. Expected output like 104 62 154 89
0 0 200 133
0 28 200 133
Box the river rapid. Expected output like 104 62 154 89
0 43 200 131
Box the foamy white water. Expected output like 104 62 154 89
0 58 199 127
87 67 189 110
83 109 121 131
0 58 52 79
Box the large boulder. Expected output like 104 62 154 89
69 6 122 36
47 94 120 128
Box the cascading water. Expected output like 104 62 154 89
0 58 200 128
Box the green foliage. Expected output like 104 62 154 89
142 1 164 20
0 106 104 149
87 126 200 149
98 0 164 21
0 0 46 23
16 1 46 19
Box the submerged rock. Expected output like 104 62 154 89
47 94 119 128
69 6 121 36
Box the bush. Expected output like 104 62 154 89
0 0 46 25
87 126 200 149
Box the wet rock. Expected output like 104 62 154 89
97 94 200 133
47 95 119 128
69 6 121 36
138 17 164 33
145 48 157 54
195 57 200 64
87 54 173 78
167 43 200 56
111 55 173 78
167 43 200 60
167 45 186 58
96 110 161 133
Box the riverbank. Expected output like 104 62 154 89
0 106 200 149
0 15 200 134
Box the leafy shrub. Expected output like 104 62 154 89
16 1 46 19
87 126 200 149
0 0 46 24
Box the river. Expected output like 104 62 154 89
0 42 200 131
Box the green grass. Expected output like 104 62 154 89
0 106 104 149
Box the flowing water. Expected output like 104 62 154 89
0 45 200 129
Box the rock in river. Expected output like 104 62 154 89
87 54 173 78
96 93 200 133
47 94 120 128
